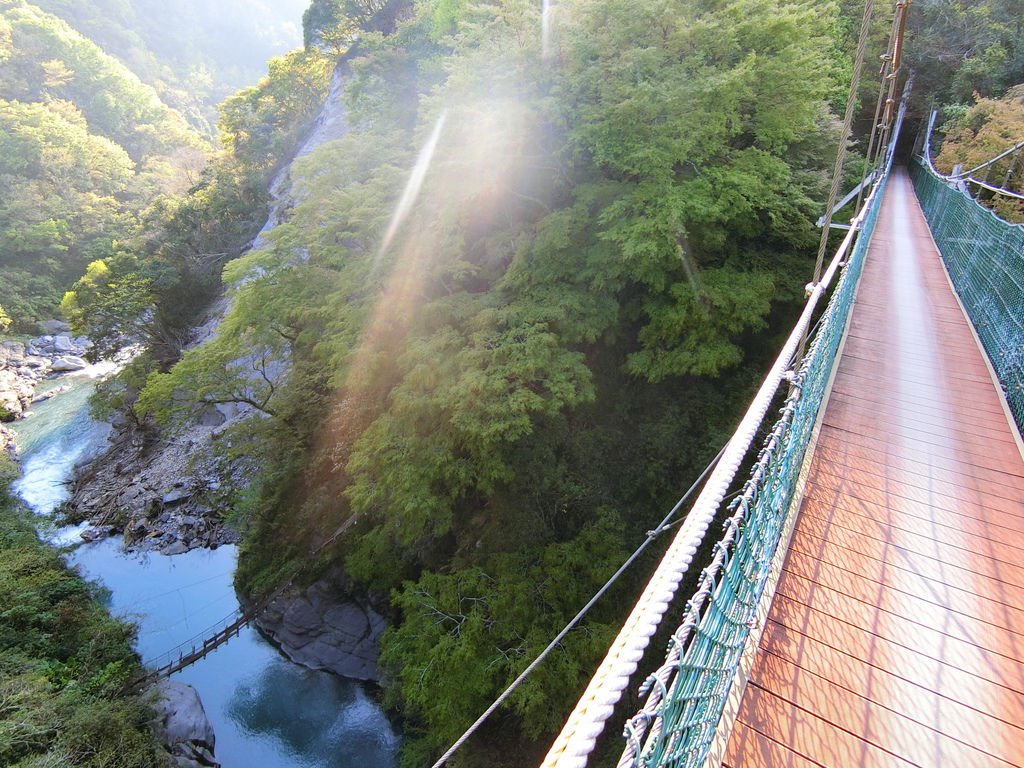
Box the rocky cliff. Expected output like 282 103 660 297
61 59 383 677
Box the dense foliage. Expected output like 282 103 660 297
30 0 309 130
907 0 1024 104
0 456 166 767
0 0 208 328
933 85 1024 223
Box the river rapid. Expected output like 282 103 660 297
11 369 400 768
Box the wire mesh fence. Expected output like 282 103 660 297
911 160 1024 433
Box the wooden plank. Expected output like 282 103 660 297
815 423 1023 477
805 466 1024 528
822 397 1020 448
811 429 1024 494
725 169 1024 767
786 525 1024 606
750 647 1024 765
780 555 1024 638
794 503 1024 591
788 521 1024 594
769 592 1024 693
758 620 1024 729
723 722 829 768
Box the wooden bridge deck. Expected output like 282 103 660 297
723 169 1024 767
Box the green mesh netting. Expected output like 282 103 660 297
911 160 1024 433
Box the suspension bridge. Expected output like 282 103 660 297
536 85 1024 768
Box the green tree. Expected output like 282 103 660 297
303 0 399 50
0 98 135 326
382 515 628 764
934 85 1024 222
218 49 332 171
908 0 1024 103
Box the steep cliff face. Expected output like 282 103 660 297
66 62 354 554
252 61 352 251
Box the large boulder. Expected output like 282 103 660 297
150 680 219 768
52 334 75 353
41 319 70 334
257 578 386 681
50 355 87 372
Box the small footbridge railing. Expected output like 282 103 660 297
140 587 282 681
911 159 1024 432
137 515 360 683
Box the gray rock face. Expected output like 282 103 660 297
0 342 50 456
53 334 75 353
196 404 227 427
42 319 71 334
256 573 386 682
150 680 219 768
80 525 115 542
162 487 193 506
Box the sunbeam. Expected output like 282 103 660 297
378 110 448 260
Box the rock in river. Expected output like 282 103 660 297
256 574 386 682
50 355 88 372
150 679 219 768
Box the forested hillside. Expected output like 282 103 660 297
0 3 330 764
1 0 331 365
30 0 309 130
0 0 208 327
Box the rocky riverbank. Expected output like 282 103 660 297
1 325 93 458
62 418 243 553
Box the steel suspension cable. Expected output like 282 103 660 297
950 139 1024 179
920 110 1024 201
812 0 876 282
855 3 904 212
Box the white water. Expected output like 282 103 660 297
12 365 114 524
